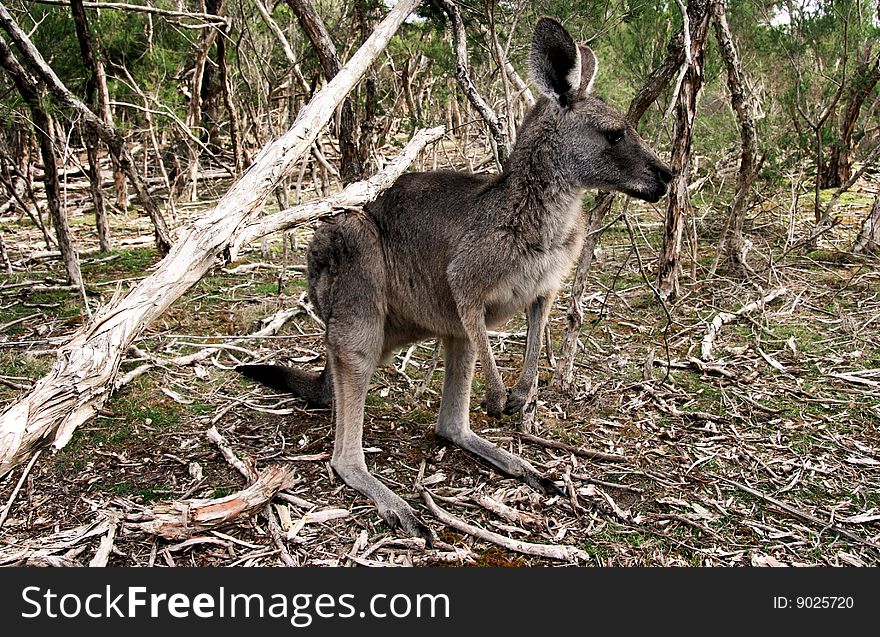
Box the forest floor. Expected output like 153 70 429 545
0 168 879 567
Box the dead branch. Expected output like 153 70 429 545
115 307 301 388
0 513 110 565
87 512 119 567
132 465 297 541
472 492 543 527
31 1 229 27
419 487 587 562
514 431 628 463
206 425 257 482
0 449 41 529
234 125 445 249
700 287 787 361
438 0 510 167
712 474 880 551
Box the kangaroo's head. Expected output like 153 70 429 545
528 18 673 203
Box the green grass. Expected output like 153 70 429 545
213 486 235 499
81 247 158 279
99 480 171 502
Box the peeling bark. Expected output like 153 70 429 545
709 0 759 274
853 193 880 254
133 465 297 540
657 0 711 301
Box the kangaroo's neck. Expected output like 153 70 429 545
494 100 584 240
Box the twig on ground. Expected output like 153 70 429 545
0 449 41 530
710 474 880 551
512 431 628 463
700 287 787 361
419 486 587 562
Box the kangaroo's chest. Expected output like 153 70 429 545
485 219 584 325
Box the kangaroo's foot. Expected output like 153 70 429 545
436 425 560 495
332 460 432 544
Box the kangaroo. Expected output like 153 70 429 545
239 18 672 540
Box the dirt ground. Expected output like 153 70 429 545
1 173 878 567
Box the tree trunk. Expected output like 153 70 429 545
657 0 711 301
356 0 378 172
69 0 111 252
823 49 880 188
709 0 759 273
0 0 423 478
69 0 126 211
216 12 243 174
852 193 880 254
439 0 510 168
178 0 219 202
0 35 82 287
285 0 364 184
0 3 173 254
551 19 688 391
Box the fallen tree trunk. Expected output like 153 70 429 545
0 0 424 477
132 465 297 540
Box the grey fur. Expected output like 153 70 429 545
238 18 672 541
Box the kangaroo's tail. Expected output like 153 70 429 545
237 364 332 408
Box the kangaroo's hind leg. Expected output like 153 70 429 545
435 337 559 494
323 223 431 542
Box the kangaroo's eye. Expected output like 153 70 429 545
605 130 625 145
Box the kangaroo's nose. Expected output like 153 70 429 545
655 165 674 185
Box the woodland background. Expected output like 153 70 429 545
0 0 878 566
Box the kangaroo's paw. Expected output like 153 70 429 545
503 386 530 415
482 387 507 418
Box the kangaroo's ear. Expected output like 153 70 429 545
530 18 582 106
577 44 598 95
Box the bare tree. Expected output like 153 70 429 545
285 0 364 184
69 0 111 252
708 0 760 275
657 0 712 301
0 1 174 254
439 0 511 167
176 0 220 201
0 37 82 288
